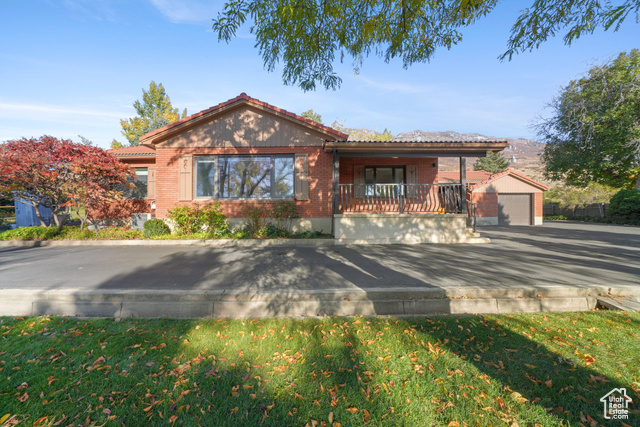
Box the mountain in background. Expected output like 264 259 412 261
395 130 546 181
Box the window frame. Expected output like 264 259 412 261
364 166 405 185
123 167 149 200
363 165 406 198
194 155 296 200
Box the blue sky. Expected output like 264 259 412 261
1 0 638 149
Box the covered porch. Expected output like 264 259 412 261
325 140 508 244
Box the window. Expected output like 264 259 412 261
124 168 148 199
195 155 294 199
364 166 405 196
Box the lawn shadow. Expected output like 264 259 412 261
426 314 640 426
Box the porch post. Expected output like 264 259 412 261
460 157 467 215
331 148 339 236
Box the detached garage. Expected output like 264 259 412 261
468 169 549 226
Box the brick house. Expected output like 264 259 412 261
108 93 512 243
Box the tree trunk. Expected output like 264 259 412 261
32 202 46 227
52 212 62 231
76 206 86 232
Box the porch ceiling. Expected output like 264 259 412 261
324 140 509 157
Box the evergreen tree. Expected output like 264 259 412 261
116 81 187 146
473 151 509 173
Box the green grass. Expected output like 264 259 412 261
1 312 638 426
0 226 332 241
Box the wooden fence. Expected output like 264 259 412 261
543 203 609 218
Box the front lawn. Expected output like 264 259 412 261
1 312 638 426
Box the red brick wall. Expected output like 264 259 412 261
339 157 438 184
471 192 498 218
534 192 543 217
154 146 333 219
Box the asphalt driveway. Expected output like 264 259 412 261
0 221 638 293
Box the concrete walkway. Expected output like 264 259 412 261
1 222 638 317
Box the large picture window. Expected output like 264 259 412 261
195 155 294 199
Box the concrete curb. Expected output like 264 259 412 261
0 284 634 318
0 238 336 248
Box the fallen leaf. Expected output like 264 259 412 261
588 374 606 383
103 409 111 415
544 380 552 388
448 422 461 427
510 391 528 404
362 409 370 423
346 407 358 414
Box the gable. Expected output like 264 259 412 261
156 104 330 148
473 174 545 194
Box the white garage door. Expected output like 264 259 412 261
498 194 532 225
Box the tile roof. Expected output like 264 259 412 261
108 146 156 156
437 170 493 182
469 168 550 191
335 140 508 145
140 93 348 143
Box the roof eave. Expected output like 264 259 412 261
112 154 156 160
323 141 509 154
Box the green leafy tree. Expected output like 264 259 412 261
539 50 640 190
212 0 639 90
544 182 619 208
116 81 187 146
301 109 323 124
608 189 640 221
110 139 125 149
473 151 509 174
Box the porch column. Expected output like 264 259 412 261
331 148 339 235
460 157 467 215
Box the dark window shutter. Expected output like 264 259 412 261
406 165 418 197
294 154 309 200
353 165 364 198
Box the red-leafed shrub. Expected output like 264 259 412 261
0 136 134 230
